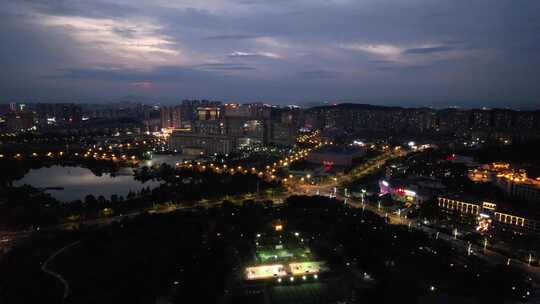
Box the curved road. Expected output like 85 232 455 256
41 240 81 301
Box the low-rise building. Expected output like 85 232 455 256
437 196 540 234
378 177 439 205
468 162 540 202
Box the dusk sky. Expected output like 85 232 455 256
1 0 540 108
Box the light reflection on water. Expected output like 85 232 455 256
14 166 161 202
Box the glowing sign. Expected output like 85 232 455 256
404 190 416 196
274 224 283 231
323 161 334 171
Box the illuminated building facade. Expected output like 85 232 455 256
469 163 540 203
169 131 235 155
495 176 540 203
196 106 221 121
437 197 540 234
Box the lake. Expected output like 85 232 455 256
14 166 162 202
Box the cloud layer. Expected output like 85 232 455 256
1 0 540 107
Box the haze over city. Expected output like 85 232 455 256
1 0 540 108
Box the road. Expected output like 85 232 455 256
291 148 538 279
284 147 540 288
41 240 81 301
292 186 540 287
2 145 539 300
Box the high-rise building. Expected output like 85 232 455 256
470 109 492 129
160 105 183 130
169 130 236 155
33 103 82 126
196 106 221 121
160 106 172 130
269 122 297 146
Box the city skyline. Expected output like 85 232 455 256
1 0 540 108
